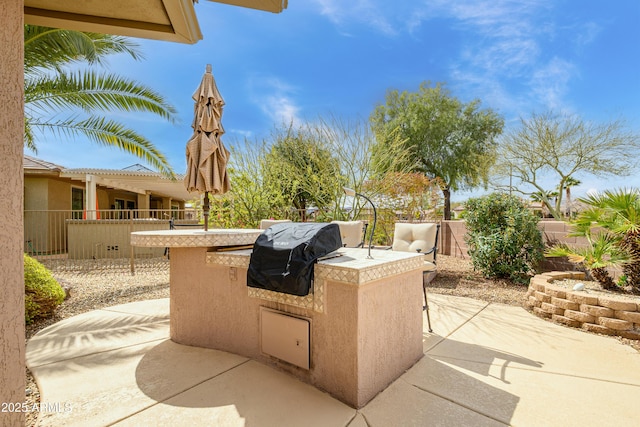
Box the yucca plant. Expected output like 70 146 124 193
24 25 177 177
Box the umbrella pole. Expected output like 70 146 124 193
203 191 210 231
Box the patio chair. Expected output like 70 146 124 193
259 219 292 229
391 222 441 332
330 220 367 248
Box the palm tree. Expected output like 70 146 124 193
24 25 177 177
530 190 559 218
578 188 640 291
562 176 581 218
547 232 630 291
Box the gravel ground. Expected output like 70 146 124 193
428 255 529 306
23 255 638 426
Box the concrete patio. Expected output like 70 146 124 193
27 294 640 426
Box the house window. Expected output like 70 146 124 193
114 199 136 219
71 187 84 219
113 199 132 219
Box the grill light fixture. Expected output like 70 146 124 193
343 187 377 259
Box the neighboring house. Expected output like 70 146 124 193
24 155 191 214
24 155 194 257
452 204 466 219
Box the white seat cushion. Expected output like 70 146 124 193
392 222 439 262
423 260 436 272
331 220 364 248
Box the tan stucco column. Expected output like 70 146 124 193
86 174 97 220
162 197 172 210
137 192 151 218
0 1 26 426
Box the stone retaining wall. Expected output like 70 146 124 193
526 272 640 340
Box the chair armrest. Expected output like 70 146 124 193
420 247 438 264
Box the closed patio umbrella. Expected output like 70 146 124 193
184 64 230 230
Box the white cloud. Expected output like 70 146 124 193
248 76 302 127
530 57 576 112
416 0 584 116
263 95 301 126
575 21 602 47
311 0 404 36
311 1 578 114
229 129 253 138
311 0 602 119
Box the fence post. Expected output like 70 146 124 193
129 211 135 275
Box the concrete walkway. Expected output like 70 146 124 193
27 294 640 427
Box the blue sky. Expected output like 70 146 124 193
31 0 640 201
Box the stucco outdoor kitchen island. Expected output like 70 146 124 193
131 229 425 408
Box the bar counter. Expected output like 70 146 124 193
131 229 425 408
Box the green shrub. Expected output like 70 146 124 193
24 254 65 324
465 193 544 284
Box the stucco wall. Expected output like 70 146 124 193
439 220 469 258
169 247 423 408
67 220 170 259
48 177 72 210
24 177 73 254
0 1 25 425
24 177 49 210
24 178 51 253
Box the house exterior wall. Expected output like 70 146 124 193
24 178 52 253
109 189 138 209
24 177 73 254
0 1 25 424
24 177 49 210
48 177 72 210
24 172 189 256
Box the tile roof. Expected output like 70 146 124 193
23 155 64 172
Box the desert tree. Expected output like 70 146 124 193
370 82 504 220
263 123 343 221
492 112 640 219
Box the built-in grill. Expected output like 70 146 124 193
247 222 342 296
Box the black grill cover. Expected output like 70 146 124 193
247 222 342 296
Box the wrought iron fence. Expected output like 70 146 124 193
23 208 448 272
24 209 199 273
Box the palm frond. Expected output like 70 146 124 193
24 25 142 73
29 116 176 179
24 117 36 152
546 233 632 269
578 188 640 235
24 25 177 176
25 71 177 122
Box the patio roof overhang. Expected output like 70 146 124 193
24 0 288 45
25 0 203 44
209 0 288 13
60 169 194 201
